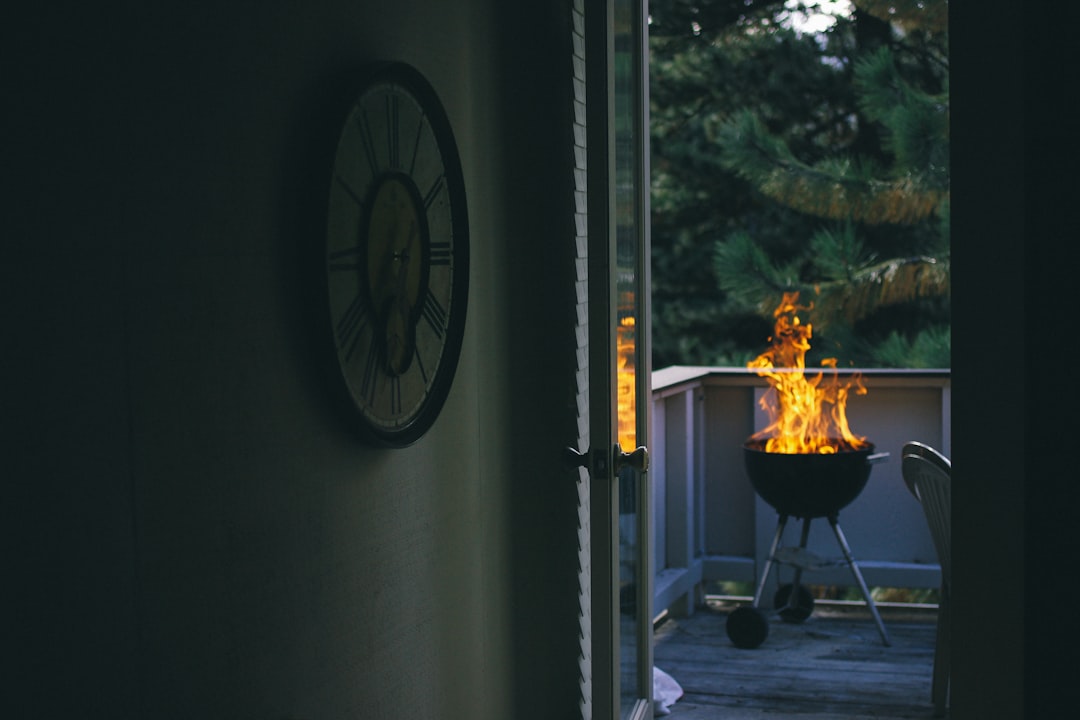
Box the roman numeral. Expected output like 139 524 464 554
429 242 451 266
355 110 380 178
414 347 429 385
389 375 402 416
423 175 445 210
360 340 379 406
421 290 447 339
336 294 370 363
408 114 426 175
334 174 366 210
386 94 400 169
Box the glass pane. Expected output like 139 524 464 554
614 0 648 716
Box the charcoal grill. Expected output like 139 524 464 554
726 439 892 649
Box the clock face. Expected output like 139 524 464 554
325 64 468 447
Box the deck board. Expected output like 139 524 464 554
652 599 941 719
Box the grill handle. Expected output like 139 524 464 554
867 451 890 465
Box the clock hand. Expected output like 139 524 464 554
384 228 420 376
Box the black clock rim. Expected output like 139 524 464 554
325 62 470 449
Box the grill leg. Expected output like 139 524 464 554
753 514 788 608
829 516 891 646
788 517 812 603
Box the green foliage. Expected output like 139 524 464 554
870 326 951 368
714 108 945 224
713 230 792 311
650 0 854 368
651 0 950 369
854 47 949 189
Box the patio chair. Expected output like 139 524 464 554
901 441 951 718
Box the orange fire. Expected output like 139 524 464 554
748 292 869 454
617 313 636 451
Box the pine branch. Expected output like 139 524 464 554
869 326 950 368
808 224 868 282
713 232 800 312
813 255 950 326
716 111 945 224
855 48 949 184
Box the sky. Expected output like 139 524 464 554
782 0 853 34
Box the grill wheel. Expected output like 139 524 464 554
725 606 769 649
774 583 815 623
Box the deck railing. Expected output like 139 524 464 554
649 366 951 617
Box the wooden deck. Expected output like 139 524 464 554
652 598 941 719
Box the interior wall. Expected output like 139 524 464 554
8 2 580 718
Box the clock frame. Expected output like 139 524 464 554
324 63 469 447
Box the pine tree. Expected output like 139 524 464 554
649 0 950 368
650 0 839 367
709 0 950 367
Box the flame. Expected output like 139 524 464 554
749 292 868 454
617 311 636 451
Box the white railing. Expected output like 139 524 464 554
650 366 951 616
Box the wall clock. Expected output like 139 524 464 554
325 63 469 447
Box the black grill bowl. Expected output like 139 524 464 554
743 439 884 519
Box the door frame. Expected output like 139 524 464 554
584 0 653 717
